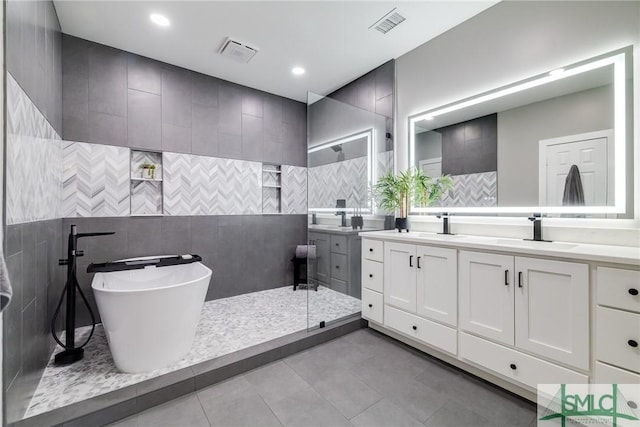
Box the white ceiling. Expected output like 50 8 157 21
53 1 497 102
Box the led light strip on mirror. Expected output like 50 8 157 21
408 47 630 215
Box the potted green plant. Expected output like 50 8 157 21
373 168 453 232
140 163 156 180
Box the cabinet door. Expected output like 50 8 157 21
416 246 457 327
459 251 514 345
309 232 330 285
384 242 417 312
515 257 589 370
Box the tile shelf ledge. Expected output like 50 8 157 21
131 177 163 182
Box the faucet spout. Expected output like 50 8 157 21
527 213 550 242
436 212 453 235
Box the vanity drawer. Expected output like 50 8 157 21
596 306 640 373
331 235 348 255
460 333 588 390
595 361 640 384
363 239 383 262
331 253 348 281
362 289 383 324
362 259 383 293
384 305 457 355
597 267 640 313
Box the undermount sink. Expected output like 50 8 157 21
308 224 353 230
493 239 578 250
418 233 466 240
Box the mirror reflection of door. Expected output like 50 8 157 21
539 129 613 206
419 157 442 178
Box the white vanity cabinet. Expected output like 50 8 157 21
459 250 589 370
381 241 458 355
384 242 457 326
361 239 384 324
595 267 640 379
360 231 639 402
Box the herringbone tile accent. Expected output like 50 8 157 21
6 74 62 224
163 153 263 216
62 141 130 217
308 156 367 210
131 181 163 215
163 152 192 216
438 171 497 207
281 165 307 214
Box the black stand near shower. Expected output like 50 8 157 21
52 225 115 366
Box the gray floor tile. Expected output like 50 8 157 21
304 367 382 419
137 394 209 427
351 399 423 427
244 361 310 402
197 376 282 427
264 387 353 427
443 376 536 427
283 337 372 384
424 399 492 427
105 415 138 427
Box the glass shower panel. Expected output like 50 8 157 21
306 92 393 330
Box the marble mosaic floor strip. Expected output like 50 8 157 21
25 285 360 418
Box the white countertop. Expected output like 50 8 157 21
308 224 380 235
359 230 640 266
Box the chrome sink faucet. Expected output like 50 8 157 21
436 212 453 235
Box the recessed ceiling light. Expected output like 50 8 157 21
291 67 305 76
549 68 565 76
150 14 170 27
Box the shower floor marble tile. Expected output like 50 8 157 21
25 285 360 418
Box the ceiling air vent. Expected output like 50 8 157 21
218 38 258 63
370 8 406 34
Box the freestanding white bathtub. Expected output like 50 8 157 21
91 256 212 373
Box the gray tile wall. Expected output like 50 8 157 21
58 215 308 328
440 113 497 175
6 0 62 134
328 60 394 120
61 35 307 167
5 0 64 423
4 220 63 423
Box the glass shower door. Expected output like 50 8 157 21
305 91 392 330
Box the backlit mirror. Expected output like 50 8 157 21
409 47 633 217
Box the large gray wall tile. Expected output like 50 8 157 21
242 88 263 117
62 74 89 142
218 82 242 136
241 114 263 161
21 223 37 309
191 104 218 157
128 54 162 95
128 89 161 150
192 72 219 107
89 111 127 146
6 0 23 80
162 66 192 128
127 217 162 258
218 132 242 159
162 216 193 255
162 123 191 153
88 44 127 117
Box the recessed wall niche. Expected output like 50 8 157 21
130 150 163 216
